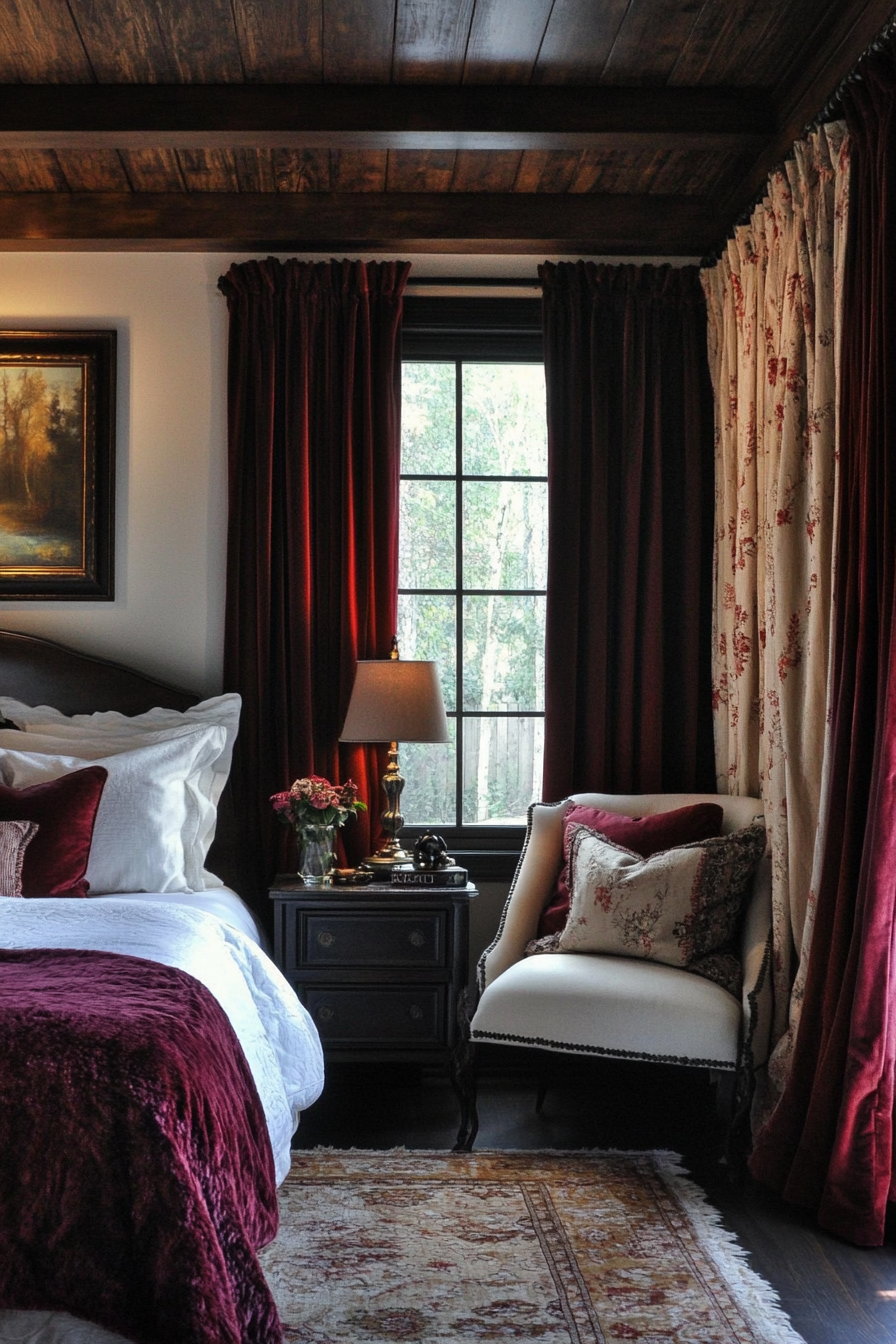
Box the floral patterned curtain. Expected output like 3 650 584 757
700 123 850 1103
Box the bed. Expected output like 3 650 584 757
0 630 325 1344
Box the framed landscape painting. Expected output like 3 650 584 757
0 329 115 599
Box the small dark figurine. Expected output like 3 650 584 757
413 832 450 871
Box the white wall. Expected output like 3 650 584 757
0 252 231 695
0 249 697 696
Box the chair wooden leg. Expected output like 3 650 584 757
712 1068 736 1125
714 1063 754 1182
535 1054 557 1113
450 991 479 1152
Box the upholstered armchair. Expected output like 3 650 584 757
466 792 773 1153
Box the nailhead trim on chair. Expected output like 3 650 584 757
469 1027 736 1071
476 798 545 994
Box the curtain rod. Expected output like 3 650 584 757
806 9 896 131
405 278 542 298
701 10 896 269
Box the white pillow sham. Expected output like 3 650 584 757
0 726 226 894
0 723 227 889
0 694 241 889
0 691 240 804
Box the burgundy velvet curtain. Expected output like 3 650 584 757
749 43 896 1247
217 258 409 920
539 261 715 802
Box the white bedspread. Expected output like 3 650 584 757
0 896 324 1184
90 885 265 948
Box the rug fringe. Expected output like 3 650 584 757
652 1152 807 1344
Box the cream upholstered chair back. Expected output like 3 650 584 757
481 794 769 990
470 793 773 1130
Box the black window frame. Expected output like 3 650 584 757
399 294 545 882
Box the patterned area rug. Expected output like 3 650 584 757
260 1148 805 1343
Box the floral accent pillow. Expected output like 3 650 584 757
557 821 767 968
0 819 40 898
537 801 725 937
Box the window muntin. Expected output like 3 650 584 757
398 358 547 828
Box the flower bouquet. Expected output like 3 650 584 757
271 775 366 885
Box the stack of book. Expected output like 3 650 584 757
389 864 468 887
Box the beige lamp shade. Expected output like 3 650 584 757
340 660 449 743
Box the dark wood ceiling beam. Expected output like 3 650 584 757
709 0 896 246
0 190 715 254
0 84 775 151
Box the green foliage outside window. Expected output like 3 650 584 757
399 360 547 827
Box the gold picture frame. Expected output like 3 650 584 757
0 329 115 599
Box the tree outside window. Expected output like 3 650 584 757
398 357 547 829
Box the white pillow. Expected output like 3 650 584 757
0 694 241 888
0 724 227 889
0 726 227 894
0 692 240 799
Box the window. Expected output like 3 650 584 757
397 296 546 867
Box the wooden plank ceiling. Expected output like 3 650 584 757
0 0 891 255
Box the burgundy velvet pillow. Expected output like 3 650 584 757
0 765 108 898
537 801 725 937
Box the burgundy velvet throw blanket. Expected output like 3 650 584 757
0 947 282 1344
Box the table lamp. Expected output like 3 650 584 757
340 639 449 871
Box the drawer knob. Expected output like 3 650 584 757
408 930 426 948
408 1004 424 1021
317 1005 335 1023
317 930 336 948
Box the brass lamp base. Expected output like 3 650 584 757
359 836 413 872
359 738 412 872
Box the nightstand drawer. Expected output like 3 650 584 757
299 910 446 968
305 986 446 1046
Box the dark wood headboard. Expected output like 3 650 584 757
0 629 198 716
0 629 245 897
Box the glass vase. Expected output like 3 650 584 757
297 823 336 886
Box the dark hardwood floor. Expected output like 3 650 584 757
293 1049 896 1344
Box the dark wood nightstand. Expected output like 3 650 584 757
269 876 478 1149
